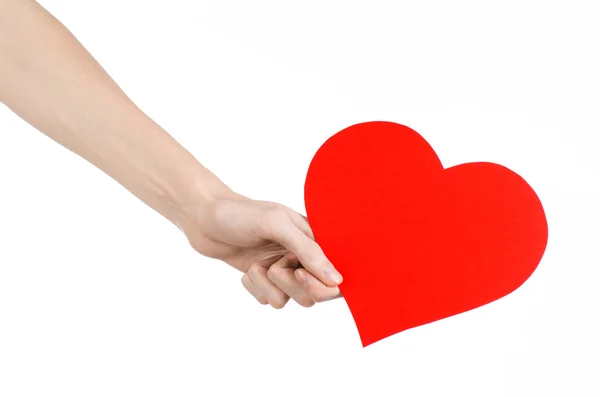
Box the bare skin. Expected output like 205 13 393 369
0 0 343 308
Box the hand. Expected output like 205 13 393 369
176 192 343 308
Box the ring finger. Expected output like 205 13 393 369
248 263 290 309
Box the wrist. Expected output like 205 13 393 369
158 156 239 228
106 113 240 229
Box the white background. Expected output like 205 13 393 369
1 0 599 396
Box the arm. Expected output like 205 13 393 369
0 0 230 225
0 0 342 308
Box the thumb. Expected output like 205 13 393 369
283 209 316 240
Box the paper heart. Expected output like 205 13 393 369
304 122 548 347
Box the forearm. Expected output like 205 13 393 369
0 0 232 226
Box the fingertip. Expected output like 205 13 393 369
270 299 288 309
300 253 343 287
323 268 343 286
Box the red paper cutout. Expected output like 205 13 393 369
304 122 548 347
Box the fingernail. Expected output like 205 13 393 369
297 270 307 284
324 269 343 284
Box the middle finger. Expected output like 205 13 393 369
267 253 315 308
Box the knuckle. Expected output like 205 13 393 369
265 206 286 219
261 208 290 230
299 299 315 308
270 291 289 309
270 297 288 309
267 265 284 280
302 252 328 271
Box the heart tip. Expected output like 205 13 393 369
360 338 375 348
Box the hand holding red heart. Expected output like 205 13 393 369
175 191 344 308
177 121 547 348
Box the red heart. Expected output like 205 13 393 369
304 122 548 347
